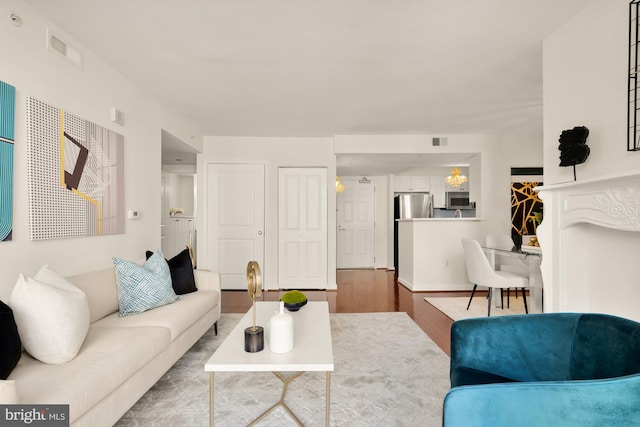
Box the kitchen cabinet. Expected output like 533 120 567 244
429 176 446 208
394 175 429 192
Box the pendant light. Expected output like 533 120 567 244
445 167 468 188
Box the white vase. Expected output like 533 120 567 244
269 301 294 353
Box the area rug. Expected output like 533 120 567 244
115 312 450 426
425 294 527 322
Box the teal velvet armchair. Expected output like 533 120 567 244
443 313 640 427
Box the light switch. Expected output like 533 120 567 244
127 210 141 219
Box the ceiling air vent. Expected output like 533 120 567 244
46 29 83 69
432 137 448 146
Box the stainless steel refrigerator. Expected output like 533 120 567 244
394 193 433 275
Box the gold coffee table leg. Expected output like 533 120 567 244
209 372 214 427
248 371 304 426
326 371 331 427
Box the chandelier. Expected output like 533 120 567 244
335 176 346 193
445 167 468 188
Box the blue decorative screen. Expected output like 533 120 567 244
0 80 15 241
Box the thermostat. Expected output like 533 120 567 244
127 210 141 219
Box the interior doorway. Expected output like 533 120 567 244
336 177 376 269
160 130 198 259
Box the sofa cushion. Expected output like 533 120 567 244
113 252 179 317
66 267 119 324
93 290 219 341
0 380 18 404
0 300 21 379
9 325 170 423
146 248 197 295
8 267 90 364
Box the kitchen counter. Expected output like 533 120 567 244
396 219 484 291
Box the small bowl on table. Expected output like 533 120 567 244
281 290 308 312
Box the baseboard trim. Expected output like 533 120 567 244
397 277 474 292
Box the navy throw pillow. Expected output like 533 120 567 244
146 248 197 295
0 300 22 379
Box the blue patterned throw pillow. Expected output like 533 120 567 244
113 250 179 316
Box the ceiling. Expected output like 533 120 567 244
161 130 198 166
25 0 595 139
23 1 595 175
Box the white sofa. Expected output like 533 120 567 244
4 266 221 426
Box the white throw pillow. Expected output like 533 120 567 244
8 266 90 364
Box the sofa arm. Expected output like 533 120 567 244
443 374 640 427
450 314 581 385
194 269 221 293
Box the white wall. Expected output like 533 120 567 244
0 1 200 299
543 0 635 184
335 133 543 254
487 132 545 234
197 136 337 290
164 174 195 217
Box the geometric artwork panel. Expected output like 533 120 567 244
26 97 124 240
510 167 543 237
0 80 15 242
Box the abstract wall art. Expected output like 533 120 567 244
510 167 543 243
0 80 15 242
26 97 124 240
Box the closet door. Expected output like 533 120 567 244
278 167 327 289
206 163 264 290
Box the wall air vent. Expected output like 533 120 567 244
110 107 124 126
46 29 83 69
432 137 448 146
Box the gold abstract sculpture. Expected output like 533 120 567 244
247 261 262 329
244 261 264 352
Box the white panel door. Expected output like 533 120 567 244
337 179 375 268
207 163 264 290
278 168 327 289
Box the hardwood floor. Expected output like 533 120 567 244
221 269 468 356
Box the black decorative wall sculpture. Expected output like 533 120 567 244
558 126 590 181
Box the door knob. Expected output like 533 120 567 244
258 231 263 235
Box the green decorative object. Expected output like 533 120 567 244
280 290 308 312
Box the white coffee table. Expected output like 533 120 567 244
205 301 334 426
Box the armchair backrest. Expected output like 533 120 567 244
570 314 640 380
450 313 640 387
450 313 580 384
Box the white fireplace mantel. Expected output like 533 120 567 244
536 170 640 321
